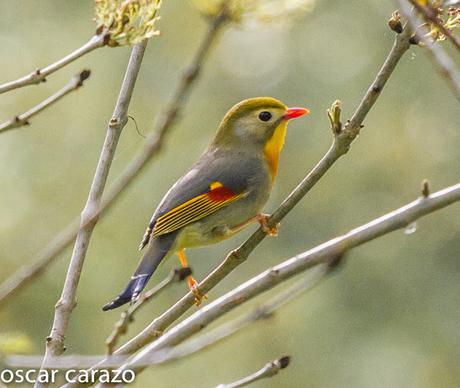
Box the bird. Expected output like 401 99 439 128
102 97 309 311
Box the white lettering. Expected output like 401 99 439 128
65 369 78 383
25 369 37 383
1 369 14 384
98 370 110 383
122 370 136 383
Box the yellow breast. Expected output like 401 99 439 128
263 121 288 180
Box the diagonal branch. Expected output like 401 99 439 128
216 356 291 388
109 23 412 358
0 34 106 94
120 181 460 373
0 70 91 134
398 0 460 101
147 264 329 365
0 7 228 309
5 269 325 383
2 268 325 377
34 40 148 388
407 0 460 52
105 267 191 356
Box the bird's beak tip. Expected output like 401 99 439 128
284 107 310 120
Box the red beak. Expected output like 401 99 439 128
284 107 310 120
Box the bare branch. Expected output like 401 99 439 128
4 268 325 376
0 6 228 310
149 265 329 365
216 356 291 388
0 34 105 94
4 268 325 378
121 182 460 373
108 24 412 359
105 267 191 355
34 41 148 388
398 0 460 101
0 70 91 134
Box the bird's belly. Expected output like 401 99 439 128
176 189 269 249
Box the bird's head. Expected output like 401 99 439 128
212 97 309 178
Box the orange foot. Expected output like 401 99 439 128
188 276 208 307
257 213 280 237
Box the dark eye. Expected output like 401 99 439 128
258 111 272 122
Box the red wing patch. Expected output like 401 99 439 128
151 181 244 237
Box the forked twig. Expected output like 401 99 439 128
0 70 91 134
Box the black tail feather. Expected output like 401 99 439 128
102 232 177 311
102 274 150 311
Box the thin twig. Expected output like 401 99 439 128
0 6 228 310
150 265 329 365
216 356 291 388
0 70 91 134
120 181 460 373
34 41 148 388
105 267 191 355
407 0 460 52
2 268 326 380
0 34 106 94
4 267 326 374
398 0 460 101
108 24 412 359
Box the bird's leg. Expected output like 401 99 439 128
229 213 280 236
256 213 280 237
177 249 207 306
229 215 260 234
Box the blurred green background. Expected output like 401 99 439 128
1 1 460 387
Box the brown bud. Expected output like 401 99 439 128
421 179 430 198
388 10 403 33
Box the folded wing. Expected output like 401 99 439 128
152 181 244 236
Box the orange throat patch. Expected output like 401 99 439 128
263 121 288 180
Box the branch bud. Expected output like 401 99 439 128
421 179 430 198
327 100 343 135
388 10 403 33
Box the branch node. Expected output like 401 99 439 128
421 179 430 198
185 66 200 83
277 355 291 369
327 252 346 272
77 69 91 87
102 30 111 46
371 85 382 94
31 69 46 84
409 34 420 45
109 117 121 129
229 249 242 263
